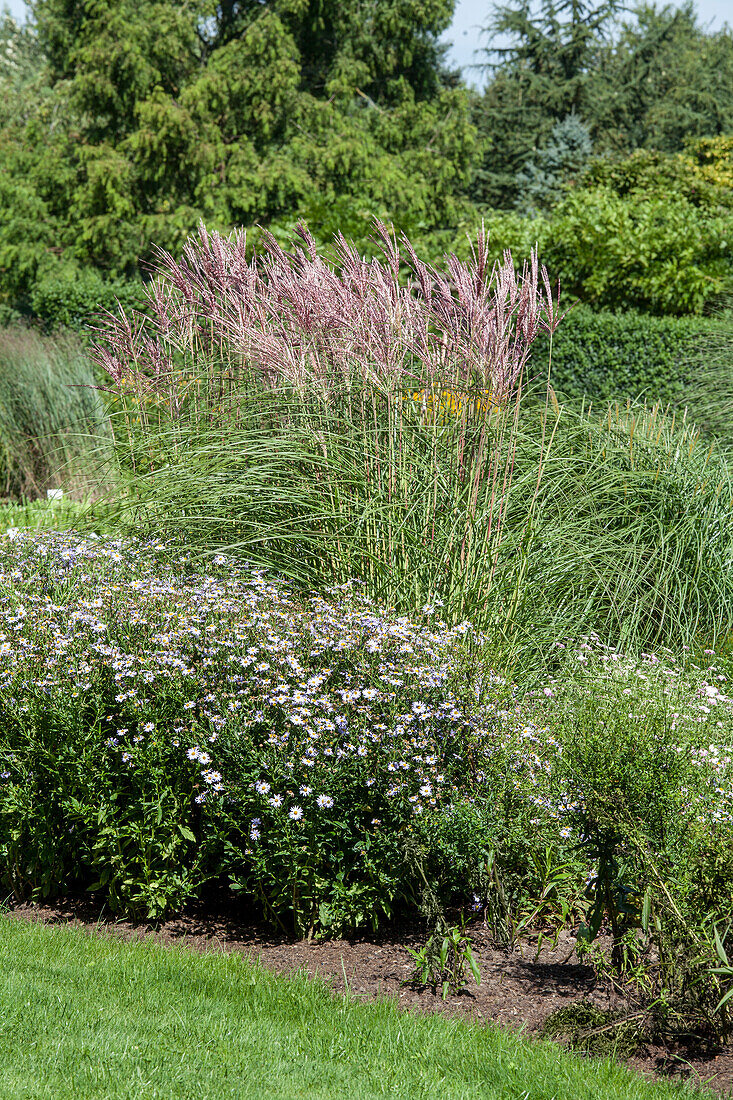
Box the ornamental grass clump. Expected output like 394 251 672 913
0 327 110 499
92 222 733 660
92 222 563 635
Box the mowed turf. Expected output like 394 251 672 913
0 915 712 1100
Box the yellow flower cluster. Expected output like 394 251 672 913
409 388 498 425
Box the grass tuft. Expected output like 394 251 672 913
0 326 111 499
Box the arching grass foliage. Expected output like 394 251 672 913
93 223 733 665
0 327 111 499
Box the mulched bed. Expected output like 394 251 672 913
7 894 733 1097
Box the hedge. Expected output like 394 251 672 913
533 306 719 410
28 267 144 334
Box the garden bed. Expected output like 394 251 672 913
1 529 732 1085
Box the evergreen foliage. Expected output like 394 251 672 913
515 114 593 213
0 0 478 313
593 2 733 154
472 0 619 207
0 1 732 319
472 0 733 207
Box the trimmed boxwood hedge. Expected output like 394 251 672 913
532 306 718 410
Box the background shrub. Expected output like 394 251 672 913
29 266 144 335
540 187 732 315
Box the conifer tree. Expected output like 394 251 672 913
515 114 592 213
471 0 617 207
0 0 479 314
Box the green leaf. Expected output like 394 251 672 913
714 986 733 1014
714 924 731 967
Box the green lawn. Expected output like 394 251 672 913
0 916 711 1100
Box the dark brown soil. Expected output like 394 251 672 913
7 895 733 1097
